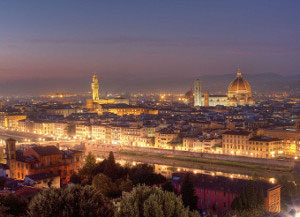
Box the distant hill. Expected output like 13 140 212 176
0 73 299 96
195 73 300 94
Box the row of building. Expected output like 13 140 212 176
1 112 300 159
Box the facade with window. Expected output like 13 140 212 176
172 173 281 216
222 130 283 158
6 139 83 184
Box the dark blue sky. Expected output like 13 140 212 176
0 0 300 94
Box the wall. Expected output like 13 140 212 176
114 145 295 169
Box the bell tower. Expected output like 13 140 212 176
91 73 100 101
194 79 202 107
6 138 16 178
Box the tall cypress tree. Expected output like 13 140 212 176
245 182 256 208
257 186 265 209
181 173 198 211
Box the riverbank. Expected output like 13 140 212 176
118 150 292 172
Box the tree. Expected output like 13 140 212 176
28 185 114 217
181 173 198 211
276 175 297 209
0 177 6 190
162 181 174 193
65 124 75 138
0 194 28 216
257 186 265 208
92 173 118 197
107 151 115 165
245 181 256 208
79 152 97 180
129 163 166 186
231 181 266 215
93 152 126 181
118 178 133 193
70 172 82 184
117 185 200 217
103 152 118 180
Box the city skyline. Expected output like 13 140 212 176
1 1 300 95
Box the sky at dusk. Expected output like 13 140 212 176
0 0 300 95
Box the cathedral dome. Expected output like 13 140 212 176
228 69 251 93
185 89 193 98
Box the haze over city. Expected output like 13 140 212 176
1 0 300 95
2 1 300 217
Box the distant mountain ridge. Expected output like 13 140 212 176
0 73 299 96
195 73 300 94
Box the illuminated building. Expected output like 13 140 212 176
120 126 155 147
2 114 27 130
194 79 202 107
91 125 106 141
43 106 75 118
203 93 209 107
6 139 83 184
172 173 281 214
222 130 283 158
186 68 255 107
183 137 203 151
90 124 156 147
258 128 300 157
75 124 91 139
228 68 254 106
87 73 129 109
91 73 100 101
99 104 158 116
155 128 179 149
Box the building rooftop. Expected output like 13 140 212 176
26 173 59 181
249 136 281 142
14 186 41 198
172 173 279 196
31 146 61 156
223 130 252 136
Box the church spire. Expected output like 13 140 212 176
237 67 242 77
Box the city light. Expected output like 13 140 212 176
0 2 298 215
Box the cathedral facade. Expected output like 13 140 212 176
187 68 254 107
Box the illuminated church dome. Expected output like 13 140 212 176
228 68 253 106
228 69 251 93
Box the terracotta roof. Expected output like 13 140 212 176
223 130 251 136
249 136 281 142
228 69 251 93
172 173 279 196
14 186 41 198
31 146 61 156
26 173 59 181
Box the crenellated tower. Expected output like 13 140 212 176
91 73 100 101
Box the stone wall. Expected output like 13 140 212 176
86 143 295 169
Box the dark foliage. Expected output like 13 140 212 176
0 194 28 216
128 163 166 186
70 172 82 184
28 185 114 217
181 173 198 211
231 181 265 211
162 181 174 192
